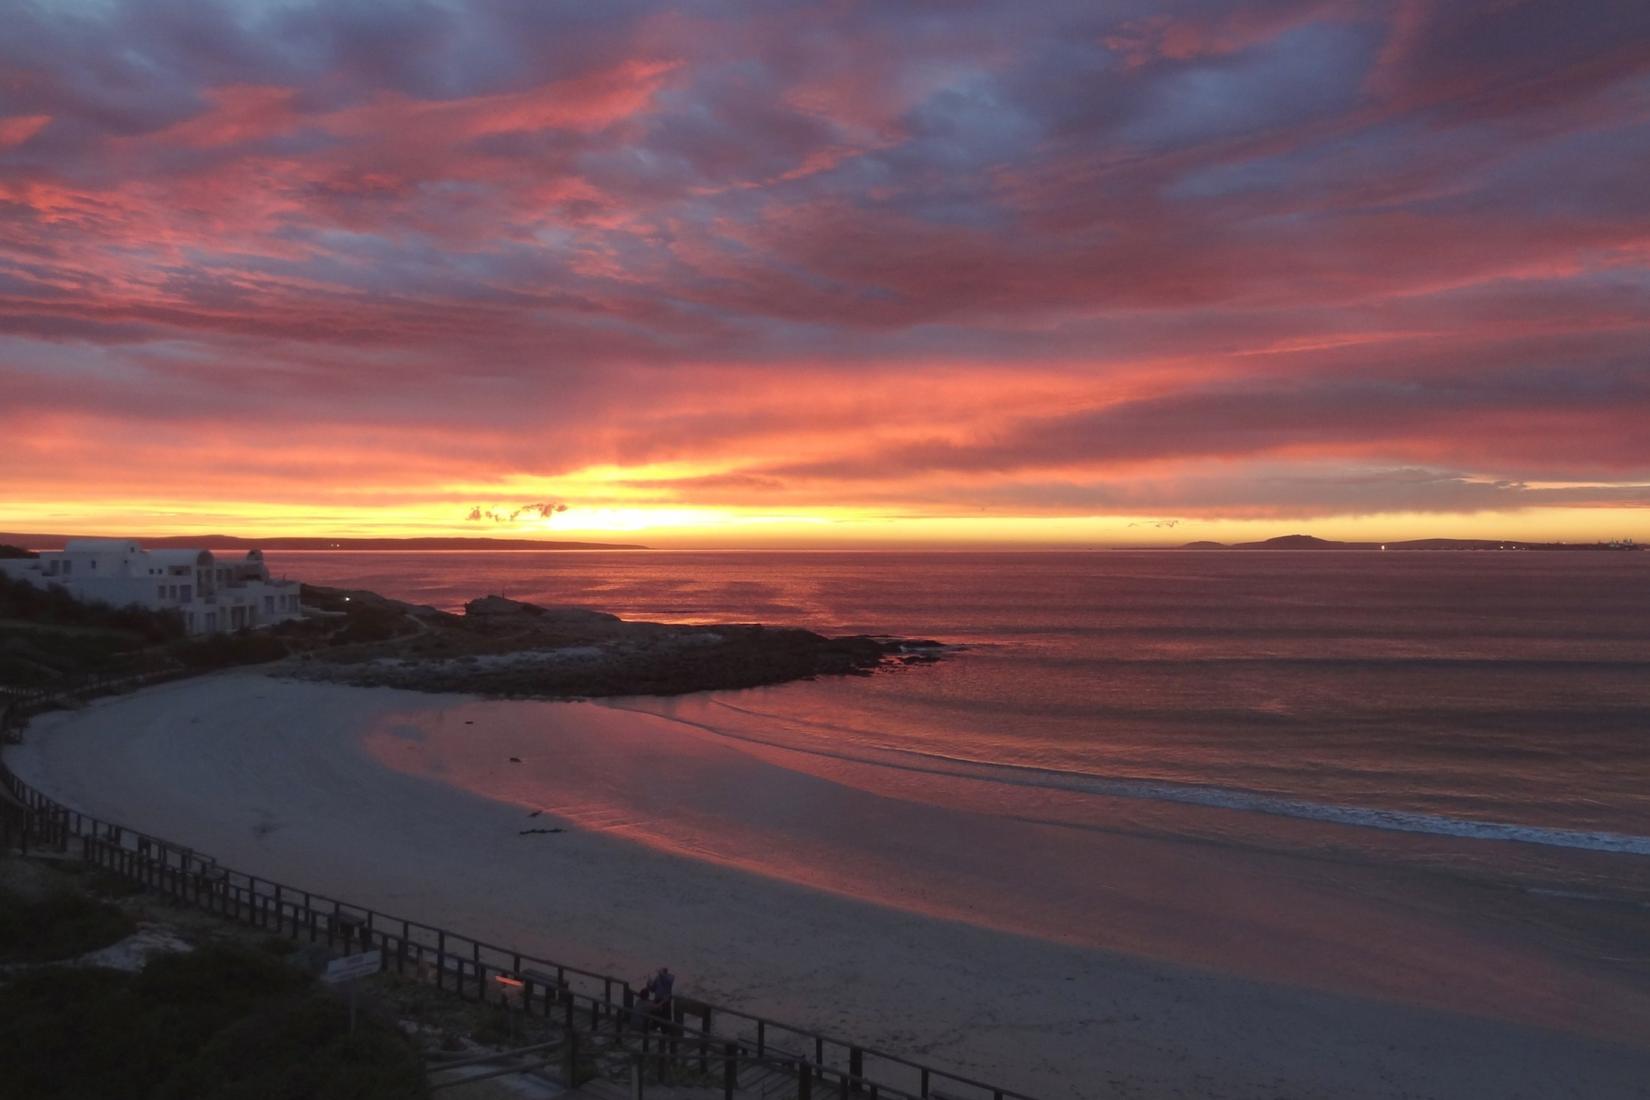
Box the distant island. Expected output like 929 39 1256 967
0 532 647 552
1178 534 1642 551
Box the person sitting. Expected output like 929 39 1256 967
637 966 675 1028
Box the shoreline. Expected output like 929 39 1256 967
9 674 1650 1099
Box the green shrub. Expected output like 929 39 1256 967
0 966 153 1098
0 888 136 962
0 944 426 1099
173 630 290 669
135 944 318 1056
335 606 408 644
157 994 429 1100
0 574 184 642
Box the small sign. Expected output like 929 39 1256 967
323 950 382 984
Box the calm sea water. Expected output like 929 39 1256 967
266 550 1650 882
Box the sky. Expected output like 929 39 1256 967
2 0 1648 547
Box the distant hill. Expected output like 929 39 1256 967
1174 534 1369 549
0 532 648 552
1180 534 1642 551
1237 534 1354 549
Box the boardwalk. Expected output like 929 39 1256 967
0 682 1037 1100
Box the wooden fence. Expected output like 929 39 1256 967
0 684 1040 1100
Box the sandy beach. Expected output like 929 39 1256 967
10 673 1650 1099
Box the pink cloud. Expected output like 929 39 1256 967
1 1 1647 535
0 114 51 149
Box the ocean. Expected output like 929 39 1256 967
266 549 1650 902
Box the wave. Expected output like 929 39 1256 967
616 699 1650 858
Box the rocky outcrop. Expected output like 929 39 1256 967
285 588 944 699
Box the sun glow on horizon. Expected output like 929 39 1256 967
3 497 1644 550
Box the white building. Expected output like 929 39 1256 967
0 539 303 635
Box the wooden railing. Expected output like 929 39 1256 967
0 685 1041 1100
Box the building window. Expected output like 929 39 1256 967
180 585 192 602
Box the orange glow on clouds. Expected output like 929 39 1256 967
1 2 1648 546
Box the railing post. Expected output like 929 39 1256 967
757 1019 765 1058
723 1041 737 1099
849 1046 864 1093
798 1060 813 1100
563 1029 580 1087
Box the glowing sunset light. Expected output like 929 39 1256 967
1 2 1647 546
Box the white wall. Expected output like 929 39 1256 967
3 545 304 635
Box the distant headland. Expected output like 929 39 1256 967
1178 534 1642 551
0 532 648 552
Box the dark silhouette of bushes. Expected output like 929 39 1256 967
157 993 429 1100
173 630 291 670
0 944 427 1099
0 888 136 962
0 573 185 643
